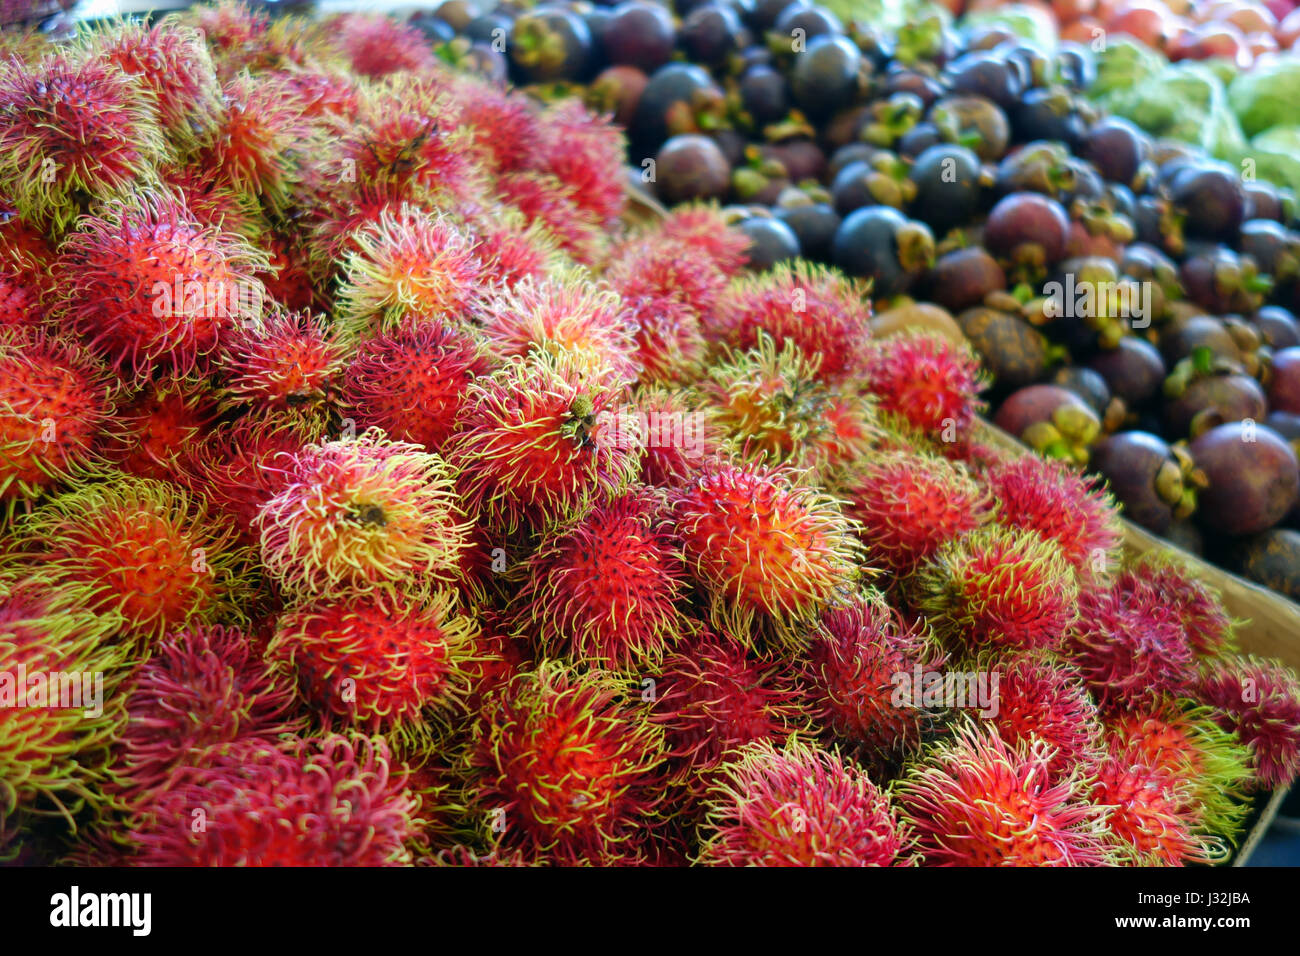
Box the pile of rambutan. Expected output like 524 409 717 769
0 4 1297 869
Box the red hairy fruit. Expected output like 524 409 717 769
895 719 1115 866
336 205 484 339
673 459 863 647
205 71 309 211
255 429 471 598
465 660 667 865
268 588 479 740
111 624 301 808
510 489 690 669
333 12 438 78
708 261 874 385
468 210 558 292
624 387 726 489
845 449 991 575
132 734 420 866
651 628 805 794
0 52 166 227
478 274 639 385
984 455 1123 579
863 331 987 439
104 376 217 484
917 525 1080 656
606 236 729 321
274 68 362 123
447 76 540 176
0 264 43 331
219 308 344 415
654 204 750 277
258 230 319 312
533 99 626 227
342 316 488 453
497 171 608 266
1197 655 1300 791
696 737 916 867
0 327 119 511
1068 575 1197 711
427 845 535 867
982 651 1104 779
53 189 268 384
7 475 249 645
1092 758 1225 866
804 591 947 763
1119 555 1235 657
448 349 641 534
622 290 708 384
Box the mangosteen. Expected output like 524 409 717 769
738 63 788 127
1254 306 1300 350
1079 116 1149 189
509 6 593 83
1159 314 1241 368
1054 42 1096 89
957 306 1051 391
880 70 945 109
827 143 880 181
984 192 1071 279
1133 195 1185 258
1244 180 1289 224
680 4 743 65
653 134 731 204
993 384 1101 464
749 0 803 31
1162 355 1268 438
1268 346 1300 415
907 143 985 234
1012 86 1088 148
831 206 934 297
1086 336 1166 407
773 3 841 40
1190 422 1300 535
465 12 515 46
774 202 840 262
632 62 723 153
1238 219 1300 284
945 50 1022 110
408 13 455 43
1168 163 1247 242
993 141 1075 198
736 215 800 270
896 123 944 159
1179 246 1272 316
588 65 648 126
1050 366 1112 417
995 39 1053 90
929 95 1009 163
927 247 1005 313
1090 430 1199 534
1119 242 1183 301
762 139 825 183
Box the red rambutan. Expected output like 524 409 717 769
496 171 608 266
218 307 344 415
621 387 725 490
104 376 218 484
258 229 319 311
1196 655 1300 791
1091 757 1225 866
333 13 438 79
204 71 310 212
605 236 729 321
1118 555 1236 657
622 291 708 384
653 203 750 277
468 210 559 292
255 429 471 598
895 719 1115 866
447 77 540 176
696 737 916 866
533 99 626 227
862 331 987 439
0 263 43 331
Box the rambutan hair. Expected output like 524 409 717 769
509 488 690 669
332 12 438 78
533 99 627 228
696 737 917 866
895 719 1116 866
916 525 1080 657
0 51 167 228
464 660 667 865
653 204 750 277
626 387 726 489
52 188 268 384
862 331 987 439
496 171 609 266
622 291 708 385
446 77 540 177
0 263 43 332
218 307 344 415
672 458 863 648
468 209 560 293
268 587 479 741
103 376 218 485
255 428 471 598
131 734 420 866
1196 655 1300 791
605 236 729 321
1119 555 1236 657
1092 757 1227 866
203 70 310 212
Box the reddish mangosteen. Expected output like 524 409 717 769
653 134 731 203
983 192 1070 281
1086 336 1166 407
927 247 1005 313
1189 421 1300 536
1268 347 1300 415
993 383 1101 464
1090 430 1201 534
1162 352 1268 439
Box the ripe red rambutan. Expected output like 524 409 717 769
333 12 438 78
218 307 344 415
673 458 862 646
622 291 708 384
496 171 608 266
895 719 1115 866
981 651 1104 779
274 68 362 123
342 315 487 453
0 326 119 511
984 455 1123 579
707 261 874 385
862 331 987 439
624 387 725 489
204 71 309 212
448 349 641 534
255 429 471 598
533 99 626 227
447 77 540 176
1118 555 1236 657
161 162 265 241
478 274 639 384
605 236 729 321
52 189 268 384
132 734 420 866
803 591 947 763
1196 655 1300 790
696 737 916 867
110 624 302 808
1091 757 1225 866
335 205 484 339
653 204 750 277
0 52 166 227
917 525 1080 656
301 185 410 281
510 488 690 669
104 376 218 484
268 587 479 740
257 228 319 311
468 210 559 292
1068 575 1197 711
7 474 250 645
651 628 805 796
186 0 270 68
844 449 991 575
465 660 667 865
0 264 43 331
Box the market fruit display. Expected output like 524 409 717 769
0 4 1298 868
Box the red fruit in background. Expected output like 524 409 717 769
653 204 751 278
1215 0 1277 34
1108 0 1176 47
1268 347 1300 414
1197 655 1300 790
1189 422 1300 535
1092 758 1226 865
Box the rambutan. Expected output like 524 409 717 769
1067 575 1196 711
204 71 310 212
218 307 344 415
1091 757 1225 866
605 236 729 321
342 315 487 453
104 376 218 484
624 387 725 490
984 455 1123 579
52 189 268 384
803 591 946 764
533 99 626 227
1196 655 1300 790
274 68 361 123
268 587 479 740
0 326 119 511
335 205 484 339
707 261 874 386
7 474 250 645
917 525 1080 656
446 77 540 176
478 274 639 385
110 624 302 808
981 651 1104 779
509 488 690 669
895 719 1115 866
131 734 420 866
333 13 438 79
448 349 641 534
186 1 271 71
0 576 128 838
464 660 667 865
255 429 471 598
0 51 166 227
622 291 708 384
696 737 916 867
672 458 862 646
844 449 991 576
653 204 750 277
1119 555 1236 657
258 229 320 311
862 331 987 439
161 161 265 241
496 171 608 266
0 263 43 331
